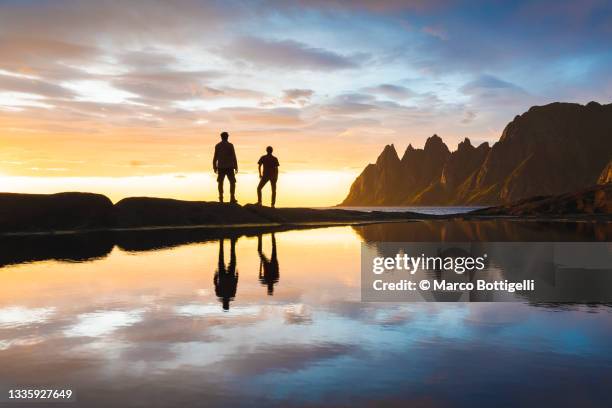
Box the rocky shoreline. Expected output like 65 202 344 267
0 192 436 234
468 184 611 217
1 185 609 235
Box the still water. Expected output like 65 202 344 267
0 220 611 407
335 206 483 215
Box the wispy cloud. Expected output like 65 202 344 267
364 84 415 100
219 36 361 71
282 89 314 105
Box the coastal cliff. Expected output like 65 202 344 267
341 102 612 206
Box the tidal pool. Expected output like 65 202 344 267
0 220 610 407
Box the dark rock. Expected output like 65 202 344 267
0 192 113 233
470 184 612 216
0 192 440 234
112 197 267 228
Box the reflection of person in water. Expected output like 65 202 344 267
214 237 238 310
258 233 279 295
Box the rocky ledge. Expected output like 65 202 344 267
470 183 611 217
0 193 435 234
1 185 610 234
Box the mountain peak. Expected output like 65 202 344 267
375 144 400 166
401 143 419 162
587 101 602 108
424 134 443 147
457 137 473 151
424 134 450 155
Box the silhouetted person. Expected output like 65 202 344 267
256 146 279 207
214 237 238 310
213 131 238 204
258 233 279 295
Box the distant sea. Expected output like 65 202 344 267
333 206 484 215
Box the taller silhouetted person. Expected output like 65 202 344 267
256 146 279 207
213 131 238 204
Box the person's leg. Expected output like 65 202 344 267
256 177 268 204
217 171 225 202
229 183 236 202
228 171 237 203
270 179 277 208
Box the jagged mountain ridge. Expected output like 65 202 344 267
341 101 612 206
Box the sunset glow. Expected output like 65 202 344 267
1 0 610 205
0 170 357 206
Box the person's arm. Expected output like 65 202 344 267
212 145 218 173
231 145 238 173
257 156 263 178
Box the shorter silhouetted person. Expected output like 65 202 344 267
258 233 279 295
213 131 238 204
214 237 238 310
256 146 279 207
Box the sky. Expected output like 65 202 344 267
0 0 611 206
